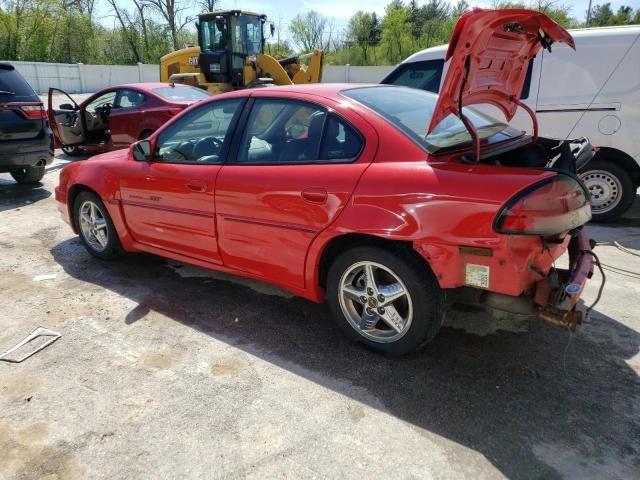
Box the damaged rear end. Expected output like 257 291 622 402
427 8 597 330
492 163 594 330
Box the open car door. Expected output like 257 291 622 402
48 88 84 146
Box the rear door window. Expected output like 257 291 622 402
114 89 147 109
235 99 363 164
382 59 445 93
320 115 363 160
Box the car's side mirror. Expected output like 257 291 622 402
132 140 152 161
59 103 75 110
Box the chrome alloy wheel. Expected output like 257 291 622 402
79 200 109 252
579 169 622 214
338 261 413 343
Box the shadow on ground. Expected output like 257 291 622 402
0 177 50 213
51 233 640 479
0 154 87 212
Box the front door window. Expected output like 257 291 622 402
155 98 243 164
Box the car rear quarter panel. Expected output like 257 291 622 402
306 159 564 300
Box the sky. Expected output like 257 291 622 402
95 0 640 39
215 0 640 26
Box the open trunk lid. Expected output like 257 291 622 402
426 9 574 135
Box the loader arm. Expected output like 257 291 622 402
246 50 325 87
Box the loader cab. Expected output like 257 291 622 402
198 10 266 87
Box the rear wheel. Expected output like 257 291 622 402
327 245 443 356
579 159 635 222
10 165 45 184
73 191 123 260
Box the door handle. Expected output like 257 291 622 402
302 187 328 204
186 180 207 193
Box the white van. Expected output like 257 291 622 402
382 25 640 222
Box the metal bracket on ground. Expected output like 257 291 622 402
0 327 62 363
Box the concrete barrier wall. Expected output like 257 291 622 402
8 61 160 94
7 61 395 93
322 65 394 83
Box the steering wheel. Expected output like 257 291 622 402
95 103 112 122
192 136 223 160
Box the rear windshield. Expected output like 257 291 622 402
341 86 520 154
152 86 210 101
0 65 38 102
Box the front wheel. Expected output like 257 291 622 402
73 191 123 260
579 159 635 222
62 145 82 157
327 245 443 356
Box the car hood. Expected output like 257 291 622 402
87 148 128 162
426 8 574 134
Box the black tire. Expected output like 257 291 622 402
579 159 635 222
73 190 124 260
138 129 154 140
62 145 82 157
327 245 443 356
10 165 45 184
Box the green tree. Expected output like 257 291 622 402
347 11 377 63
451 0 470 18
381 3 413 63
289 10 333 52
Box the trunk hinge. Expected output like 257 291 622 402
458 55 480 162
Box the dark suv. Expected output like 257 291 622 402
0 62 53 183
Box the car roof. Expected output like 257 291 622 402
114 82 195 92
401 24 640 64
209 83 380 102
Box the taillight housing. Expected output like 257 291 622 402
20 103 47 120
494 175 591 235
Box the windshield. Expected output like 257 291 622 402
341 86 521 154
230 15 263 55
200 17 228 52
153 86 210 101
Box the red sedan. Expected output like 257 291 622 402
48 83 209 156
55 9 596 355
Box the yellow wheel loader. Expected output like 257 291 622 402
159 10 324 94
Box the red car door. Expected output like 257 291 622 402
215 96 377 289
47 88 84 146
119 98 245 264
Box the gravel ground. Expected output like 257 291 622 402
0 153 639 480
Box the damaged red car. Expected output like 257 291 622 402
55 9 597 355
48 83 209 156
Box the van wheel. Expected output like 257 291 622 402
138 129 154 140
579 160 635 222
11 166 45 184
327 245 443 356
73 191 123 260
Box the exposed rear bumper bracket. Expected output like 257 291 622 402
534 230 594 331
